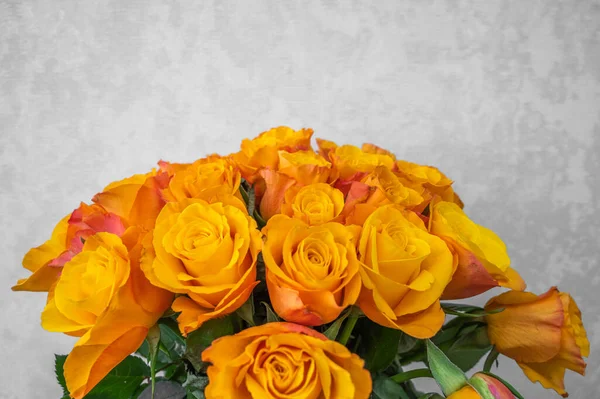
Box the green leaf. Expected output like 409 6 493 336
443 326 492 372
138 381 186 399
236 294 256 327
253 210 267 229
239 182 249 205
261 301 281 323
397 332 420 355
163 363 187 384
84 356 150 399
246 185 256 216
417 394 444 399
56 354 150 399
477 372 525 399
159 319 186 360
426 339 468 396
371 375 410 399
356 319 403 372
184 316 234 372
431 317 468 346
390 368 433 384
183 374 209 399
54 355 69 399
441 303 504 318
323 307 352 340
137 340 150 358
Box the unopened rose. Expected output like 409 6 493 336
485 287 589 397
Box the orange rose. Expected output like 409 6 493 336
329 144 395 181
362 142 397 160
357 205 454 338
485 288 589 397
40 231 172 398
446 386 482 399
233 126 313 182
12 203 125 292
202 322 372 399
162 156 241 202
429 200 525 299
315 137 338 159
280 183 345 225
395 159 464 207
258 150 332 220
92 168 170 229
141 195 262 335
341 166 425 223
361 166 424 208
262 215 361 325
395 159 452 193
277 150 331 185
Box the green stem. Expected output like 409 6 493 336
390 368 433 384
337 311 359 346
150 356 156 399
483 346 500 372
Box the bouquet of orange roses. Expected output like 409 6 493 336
14 127 589 399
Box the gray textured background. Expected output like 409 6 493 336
1 1 598 398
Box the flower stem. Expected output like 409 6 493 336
390 368 433 384
483 346 500 372
337 310 359 346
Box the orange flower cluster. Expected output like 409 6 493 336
13 126 588 398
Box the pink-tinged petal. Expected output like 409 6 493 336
69 205 126 236
470 373 515 399
267 277 324 326
48 249 78 267
341 180 372 214
259 169 296 220
442 244 499 300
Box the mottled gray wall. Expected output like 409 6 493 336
1 1 598 398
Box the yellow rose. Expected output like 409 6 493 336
13 203 126 292
329 144 395 181
233 126 314 182
357 205 454 338
277 150 331 185
202 322 372 399
40 231 172 398
395 159 463 206
485 288 589 397
280 183 345 225
162 156 241 202
141 195 262 335
362 142 397 160
429 200 525 299
362 166 424 208
395 159 452 189
339 165 426 223
262 215 361 325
